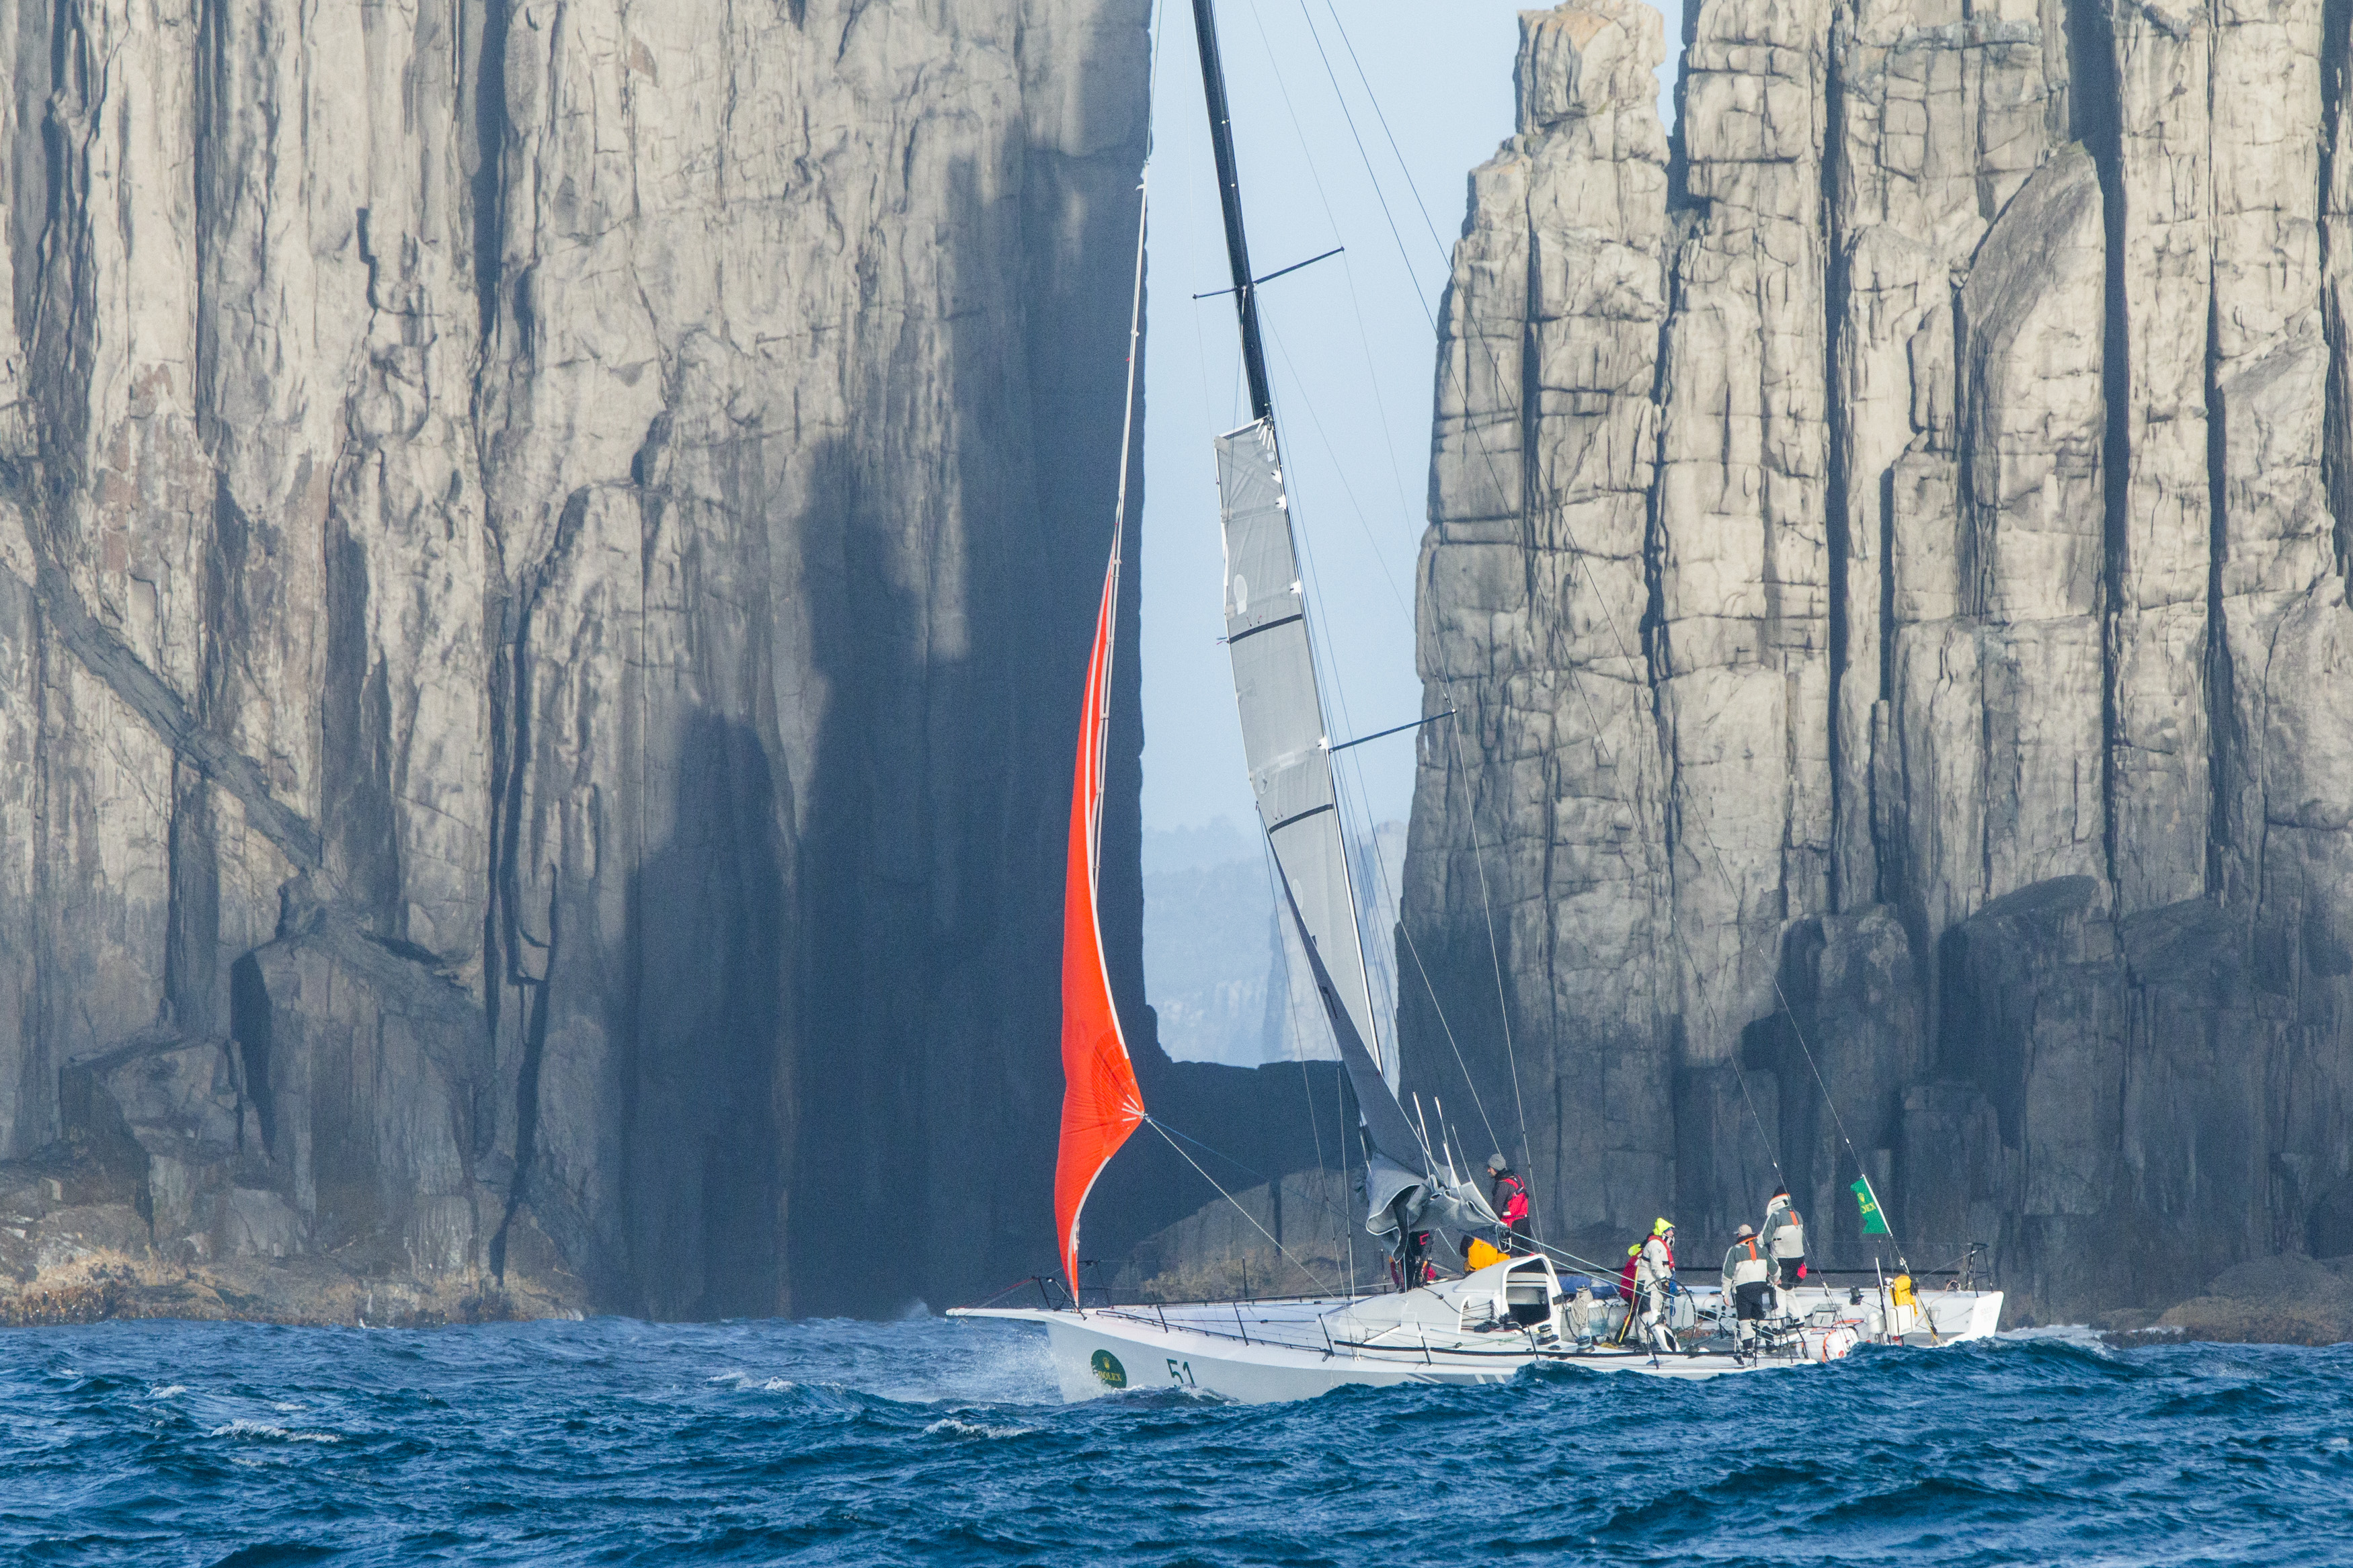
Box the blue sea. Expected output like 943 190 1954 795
3 1313 2350 1565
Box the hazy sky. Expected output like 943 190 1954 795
1136 0 1680 831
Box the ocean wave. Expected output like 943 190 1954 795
922 1415 1033 1440
207 1419 342 1444
7 1313 2348 1566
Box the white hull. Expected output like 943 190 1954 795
954 1256 2003 1405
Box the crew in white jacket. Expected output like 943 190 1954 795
1635 1220 1679 1358
1720 1223 1773 1357
1761 1190 1806 1313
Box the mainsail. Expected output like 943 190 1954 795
1189 0 1384 1077
1189 0 1468 1251
1051 559 1145 1295
1216 423 1386 1074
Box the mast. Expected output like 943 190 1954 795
1190 0 1388 1079
1189 0 1274 424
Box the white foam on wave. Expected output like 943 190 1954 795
1998 1323 2110 1348
148 1385 189 1399
708 1370 801 1394
209 1419 342 1444
923 1415 1033 1440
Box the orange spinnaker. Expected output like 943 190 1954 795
1052 562 1146 1297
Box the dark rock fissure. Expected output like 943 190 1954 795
227 954 276 1157
1822 33 1851 913
489 880 555 1284
2203 287 2229 901
2325 0 2353 584
469 0 509 345
2069 0 2130 896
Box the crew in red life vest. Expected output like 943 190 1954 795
1484 1153 1530 1253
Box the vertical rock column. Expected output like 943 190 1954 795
1828 0 2066 913
2104 1 2214 915
2214 0 2353 1180
16 0 202 1083
2208 0 2333 907
0 0 36 1152
1652 0 1833 1059
1404 0 1674 1235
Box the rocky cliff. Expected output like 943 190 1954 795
1404 0 2353 1323
0 0 1180 1322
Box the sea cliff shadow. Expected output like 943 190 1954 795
612 712 789 1321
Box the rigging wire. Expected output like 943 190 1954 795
1222 9 1508 1168
1236 0 1419 527
1256 833 1351 1278
1241 0 1555 1224
1206 5 1401 1080
1184 0 1884 1273
1295 0 1800 1203
1146 1118 1337 1294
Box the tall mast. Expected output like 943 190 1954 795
1191 0 1275 424
1188 0 1390 1083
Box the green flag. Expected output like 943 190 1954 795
1852 1178 1889 1235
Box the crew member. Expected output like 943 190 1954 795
1761 1190 1806 1310
1720 1223 1773 1358
1635 1219 1679 1358
1485 1153 1530 1253
1392 1227 1433 1289
1566 1281 1597 1349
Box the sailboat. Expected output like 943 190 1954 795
950 0 2002 1403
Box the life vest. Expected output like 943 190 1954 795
1492 1172 1529 1226
1465 1237 1507 1271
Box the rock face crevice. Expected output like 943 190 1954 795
1408 0 2353 1321
0 0 1178 1320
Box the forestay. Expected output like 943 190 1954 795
1215 419 1384 1077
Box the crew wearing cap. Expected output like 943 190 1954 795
1720 1223 1773 1358
1484 1153 1529 1254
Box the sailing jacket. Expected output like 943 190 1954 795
1762 1197 1806 1260
1636 1235 1675 1292
1722 1237 1771 1292
1490 1171 1529 1229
